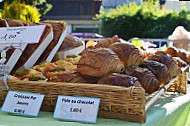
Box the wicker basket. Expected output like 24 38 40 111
167 68 188 94
0 80 146 123
0 66 188 123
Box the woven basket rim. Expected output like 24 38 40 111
8 79 144 91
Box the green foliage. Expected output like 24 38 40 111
96 1 190 40
2 2 41 23
0 0 52 16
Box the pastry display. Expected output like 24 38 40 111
125 67 160 93
148 54 181 77
141 60 171 84
2 19 189 111
95 35 120 48
77 48 124 77
98 73 141 88
109 42 143 67
1 18 190 124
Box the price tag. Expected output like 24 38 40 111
0 25 46 44
54 95 100 123
1 91 44 117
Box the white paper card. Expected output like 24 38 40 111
0 25 46 44
54 95 100 123
1 91 44 117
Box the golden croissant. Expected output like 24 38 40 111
109 42 143 67
77 48 124 77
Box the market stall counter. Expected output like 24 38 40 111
0 85 190 126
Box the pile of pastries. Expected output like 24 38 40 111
13 35 190 94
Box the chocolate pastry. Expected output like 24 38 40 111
142 60 171 84
98 73 141 88
125 67 160 93
148 54 181 77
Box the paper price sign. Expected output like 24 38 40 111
1 91 44 117
0 25 46 44
54 96 100 123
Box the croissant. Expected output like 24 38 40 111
177 49 190 63
165 47 179 57
77 48 124 77
98 73 141 88
166 47 190 63
95 35 120 48
109 42 143 67
142 60 171 84
59 35 83 51
148 54 181 77
48 71 87 83
125 67 160 93
173 57 187 68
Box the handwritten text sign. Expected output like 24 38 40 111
1 91 44 117
0 25 46 44
54 95 100 123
